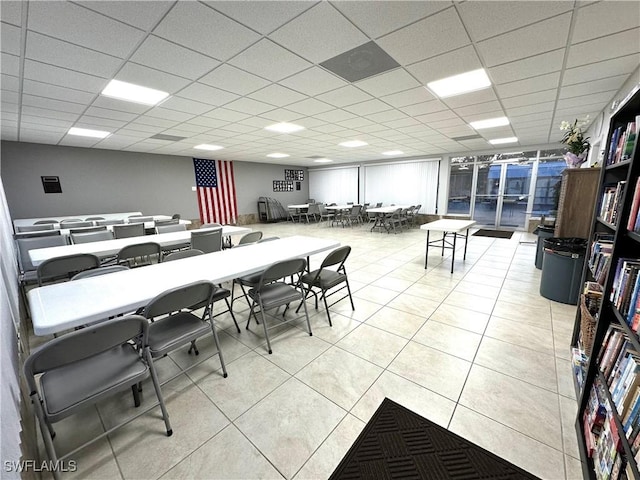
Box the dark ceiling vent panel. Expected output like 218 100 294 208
451 134 483 141
320 41 400 83
149 134 187 141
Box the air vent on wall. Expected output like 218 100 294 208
451 134 483 141
149 134 187 141
320 41 400 83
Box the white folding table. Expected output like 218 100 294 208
366 206 410 232
13 212 143 229
28 235 340 335
29 225 251 266
420 219 477 273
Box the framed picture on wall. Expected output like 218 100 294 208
284 169 304 181
273 180 294 192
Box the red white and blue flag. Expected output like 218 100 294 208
193 158 238 225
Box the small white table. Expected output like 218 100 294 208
28 235 340 335
420 219 477 273
29 225 251 265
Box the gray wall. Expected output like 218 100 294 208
0 141 308 220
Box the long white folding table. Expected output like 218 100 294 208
29 225 251 266
28 235 340 335
366 206 410 232
420 219 477 273
13 212 143 228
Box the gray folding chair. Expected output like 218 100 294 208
69 226 108 234
85 216 105 221
24 315 172 480
163 249 204 262
237 231 263 246
36 253 101 286
296 246 355 326
201 223 221 228
96 219 125 226
141 280 231 383
59 221 93 229
14 230 62 239
191 228 222 253
70 230 113 244
246 258 311 354
128 215 154 223
17 224 55 232
34 219 59 225
155 224 186 234
113 223 144 239
71 264 129 280
155 218 179 227
60 218 83 224
117 242 162 268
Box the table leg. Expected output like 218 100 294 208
451 232 457 274
441 232 445 257
463 228 470 260
424 230 430 269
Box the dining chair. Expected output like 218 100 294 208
246 258 311 354
70 230 113 244
128 215 154 223
237 231 263 246
230 237 280 310
155 224 186 234
14 230 62 239
71 264 129 280
17 224 55 232
34 219 59 225
69 226 108 234
155 218 179 227
85 216 105 221
117 242 162 268
191 228 222 253
112 223 145 239
36 253 101 286
201 222 222 228
163 248 204 262
141 280 230 383
24 315 172 480
295 246 354 326
96 219 125 226
59 218 83 224
59 221 93 229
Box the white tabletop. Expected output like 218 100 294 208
420 219 477 233
29 225 251 265
366 206 410 214
325 205 358 210
28 235 340 335
287 204 309 209
14 218 192 238
13 212 143 228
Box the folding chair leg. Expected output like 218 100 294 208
132 384 141 407
301 296 312 336
188 340 199 355
321 292 333 327
259 303 273 354
223 297 240 333
346 279 355 311
144 349 172 436
208 322 228 378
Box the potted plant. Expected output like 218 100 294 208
560 118 591 168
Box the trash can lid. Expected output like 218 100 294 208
533 225 555 235
543 237 587 254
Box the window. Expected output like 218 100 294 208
309 167 359 205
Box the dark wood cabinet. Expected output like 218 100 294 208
555 168 601 239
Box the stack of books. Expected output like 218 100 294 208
627 177 640 234
600 181 627 226
607 119 639 167
589 237 614 285
610 258 640 331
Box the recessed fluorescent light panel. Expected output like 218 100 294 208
469 117 509 130
314 158 333 163
267 153 290 158
382 150 404 156
489 137 518 145
68 127 110 138
264 122 304 134
339 140 368 148
101 79 169 106
194 144 224 151
426 68 491 98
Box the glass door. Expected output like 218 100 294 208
498 162 533 229
474 156 499 226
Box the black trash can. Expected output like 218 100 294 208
534 225 555 269
540 237 587 305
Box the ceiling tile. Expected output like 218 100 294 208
316 85 373 108
20 115 72 128
25 32 121 78
287 98 335 116
228 39 311 82
280 66 348 96
1 22 21 55
505 101 556 117
1 90 18 105
130 35 219 80
313 109 357 123
21 130 65 144
203 108 251 123
556 91 616 110
560 75 628 99
407 45 482 86
207 1 313 35
377 7 469 65
1 53 19 77
84 106 138 122
344 99 392 116
224 97 276 115
248 84 307 107
0 2 23 26
22 79 96 104
145 107 194 122
476 13 571 67
258 108 303 122
489 49 565 84
115 62 191 94
91 96 151 115
22 94 85 114
562 54 640 85
333 1 451 39
1 74 19 92
367 109 408 123
28 2 145 58
573 1 640 44
81 1 174 31
382 117 420 129
502 89 557 108
159 96 214 115
442 88 497 108
400 100 448 117
495 72 561 98
337 117 375 129
355 68 420 97
21 106 79 122
23 59 108 93
76 116 127 129
176 83 239 107
566 28 640 68
457 1 572 42
270 2 369 64
153 1 260 61
379 87 435 108
199 64 270 95
455 101 502 117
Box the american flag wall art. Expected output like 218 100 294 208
193 158 238 225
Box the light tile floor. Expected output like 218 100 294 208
32 221 586 479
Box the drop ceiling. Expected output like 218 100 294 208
1 0 639 166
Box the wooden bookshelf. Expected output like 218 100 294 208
554 168 601 238
573 86 640 480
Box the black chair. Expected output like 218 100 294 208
70 230 113 244
16 224 55 232
36 253 101 286
69 226 108 234
191 228 222 253
24 315 172 480
163 249 204 262
246 258 311 354
113 223 145 239
71 264 129 280
296 246 354 326
117 242 162 268
34 219 59 225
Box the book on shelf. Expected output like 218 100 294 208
610 258 640 322
599 181 627 225
607 119 639 166
628 177 640 232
